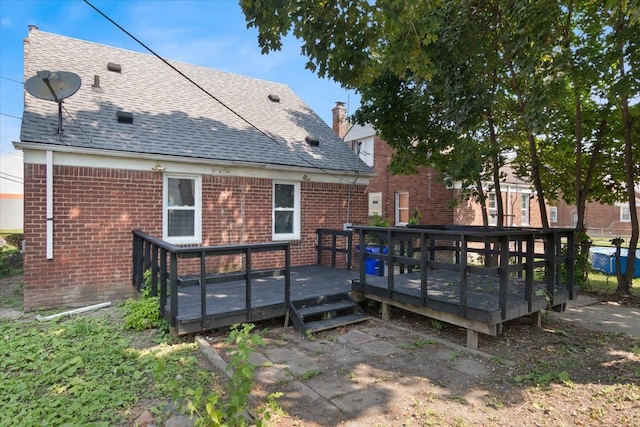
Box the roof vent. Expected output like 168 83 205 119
92 75 100 88
305 136 320 147
268 94 280 103
107 62 122 73
117 111 133 124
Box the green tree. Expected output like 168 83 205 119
241 0 639 292
606 1 639 293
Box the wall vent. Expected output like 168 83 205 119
107 62 122 73
117 111 133 124
268 94 280 103
305 136 320 147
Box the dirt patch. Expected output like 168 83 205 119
206 306 640 426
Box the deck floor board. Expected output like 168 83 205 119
166 265 566 329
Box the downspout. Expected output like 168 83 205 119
46 150 53 259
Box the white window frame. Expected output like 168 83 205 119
395 191 409 226
621 206 631 222
273 181 301 240
488 193 497 226
355 137 374 167
163 174 202 245
550 206 558 223
520 194 529 226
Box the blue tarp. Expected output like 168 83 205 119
590 246 640 278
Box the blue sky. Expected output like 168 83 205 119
0 0 359 156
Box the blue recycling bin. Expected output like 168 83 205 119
362 245 388 275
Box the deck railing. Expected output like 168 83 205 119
132 230 291 331
316 228 353 269
353 225 576 320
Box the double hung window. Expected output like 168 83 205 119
163 175 201 244
395 191 409 226
273 182 300 240
520 194 529 226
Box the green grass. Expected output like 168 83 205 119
583 270 640 296
0 314 213 426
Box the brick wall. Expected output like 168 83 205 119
454 190 545 227
365 136 454 225
553 198 636 237
23 164 366 311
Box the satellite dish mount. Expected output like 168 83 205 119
24 70 81 134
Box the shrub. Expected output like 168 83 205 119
121 271 165 331
3 233 24 249
189 323 265 426
0 248 23 278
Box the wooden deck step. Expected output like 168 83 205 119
295 300 358 318
289 292 369 334
304 312 369 334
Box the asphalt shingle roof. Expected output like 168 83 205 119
20 29 371 174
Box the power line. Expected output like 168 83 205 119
0 172 23 185
0 112 22 120
82 0 349 182
82 0 280 146
0 76 23 84
0 170 22 180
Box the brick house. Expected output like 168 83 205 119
332 104 542 228
551 193 640 238
16 28 371 311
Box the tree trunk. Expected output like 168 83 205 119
613 6 638 294
508 63 549 228
487 114 504 228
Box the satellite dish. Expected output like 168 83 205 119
24 70 81 134
25 71 81 101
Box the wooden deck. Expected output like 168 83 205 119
132 226 576 347
168 265 357 334
353 269 569 335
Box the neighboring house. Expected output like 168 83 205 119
0 152 24 231
16 28 371 311
453 165 545 228
552 193 640 238
332 104 543 228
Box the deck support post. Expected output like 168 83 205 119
531 311 542 329
381 302 390 321
466 329 478 349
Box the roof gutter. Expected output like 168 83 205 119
13 141 375 179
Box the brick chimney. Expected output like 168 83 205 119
332 101 347 138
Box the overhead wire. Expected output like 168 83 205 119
61 104 94 143
82 0 358 182
0 112 22 120
0 76 24 84
0 172 23 184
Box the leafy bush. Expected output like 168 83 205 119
188 323 265 426
0 248 23 277
121 271 165 331
3 233 24 248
